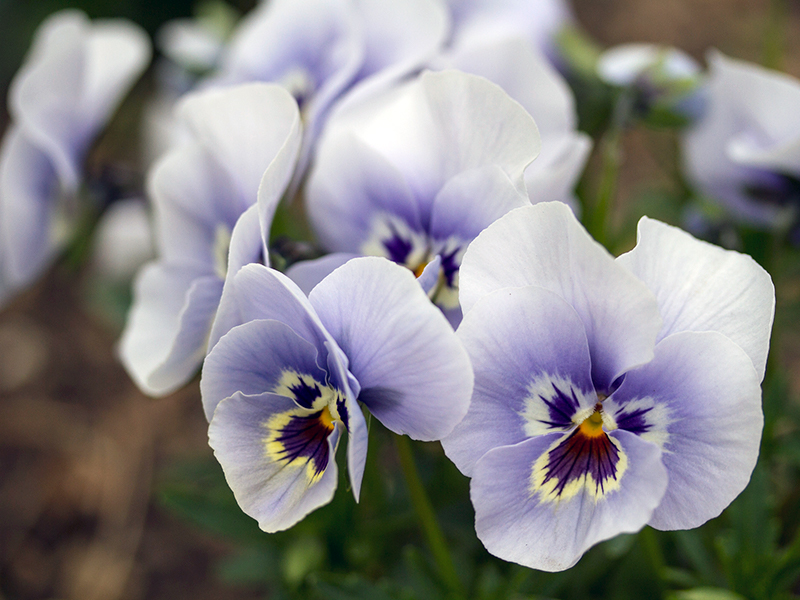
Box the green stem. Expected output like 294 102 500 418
640 527 667 594
587 91 632 248
762 0 787 70
395 435 464 597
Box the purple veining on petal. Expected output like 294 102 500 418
335 395 349 431
742 170 800 209
270 410 335 478
537 424 622 499
439 244 461 289
286 377 323 409
382 222 416 265
542 382 582 430
614 404 654 435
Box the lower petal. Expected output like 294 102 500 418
209 391 340 533
471 430 666 572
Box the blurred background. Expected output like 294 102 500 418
1 1 800 599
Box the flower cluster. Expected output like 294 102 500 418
0 0 782 577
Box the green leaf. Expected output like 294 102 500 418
667 587 748 600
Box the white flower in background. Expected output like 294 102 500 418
444 0 572 57
213 0 448 179
683 51 800 228
299 69 540 327
432 36 591 210
92 198 154 282
0 9 150 306
119 83 301 397
598 43 700 88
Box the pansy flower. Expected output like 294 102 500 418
431 36 591 210
201 257 473 531
0 10 150 305
298 69 540 326
442 202 774 571
119 83 301 396
682 51 800 228
214 0 449 179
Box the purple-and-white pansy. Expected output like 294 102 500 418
201 256 473 531
299 69 540 327
0 9 150 305
119 83 301 396
442 201 774 571
213 0 449 179
431 36 591 210
682 51 800 228
443 0 572 58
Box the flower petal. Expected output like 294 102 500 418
208 263 334 368
429 165 530 243
178 83 301 209
309 256 473 440
209 391 340 532
616 216 775 380
609 331 763 531
0 126 59 288
471 429 666 571
442 285 594 476
321 70 540 213
201 318 331 420
306 132 421 253
118 262 222 396
286 253 359 296
460 203 661 392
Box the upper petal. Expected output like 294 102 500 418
320 69 540 212
459 202 662 392
177 83 301 209
309 256 474 441
0 126 59 289
442 285 595 477
616 216 775 380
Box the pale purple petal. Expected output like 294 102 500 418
321 70 540 211
79 19 151 128
609 331 763 531
206 204 267 354
209 391 341 532
682 51 800 226
446 0 572 54
177 83 301 209
617 216 775 380
118 262 222 396
525 132 592 208
460 203 662 392
306 133 421 253
286 253 359 296
0 127 59 288
442 285 594 476
597 44 700 87
9 11 86 186
209 263 331 360
309 256 473 440
435 36 576 138
201 318 329 420
429 165 530 243
471 429 666 572
149 141 239 268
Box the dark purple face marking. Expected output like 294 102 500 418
531 407 627 503
267 408 336 480
382 222 416 265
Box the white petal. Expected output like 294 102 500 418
460 203 662 392
617 216 775 380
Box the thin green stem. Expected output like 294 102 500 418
762 0 787 71
640 527 667 595
394 435 464 598
586 91 632 248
